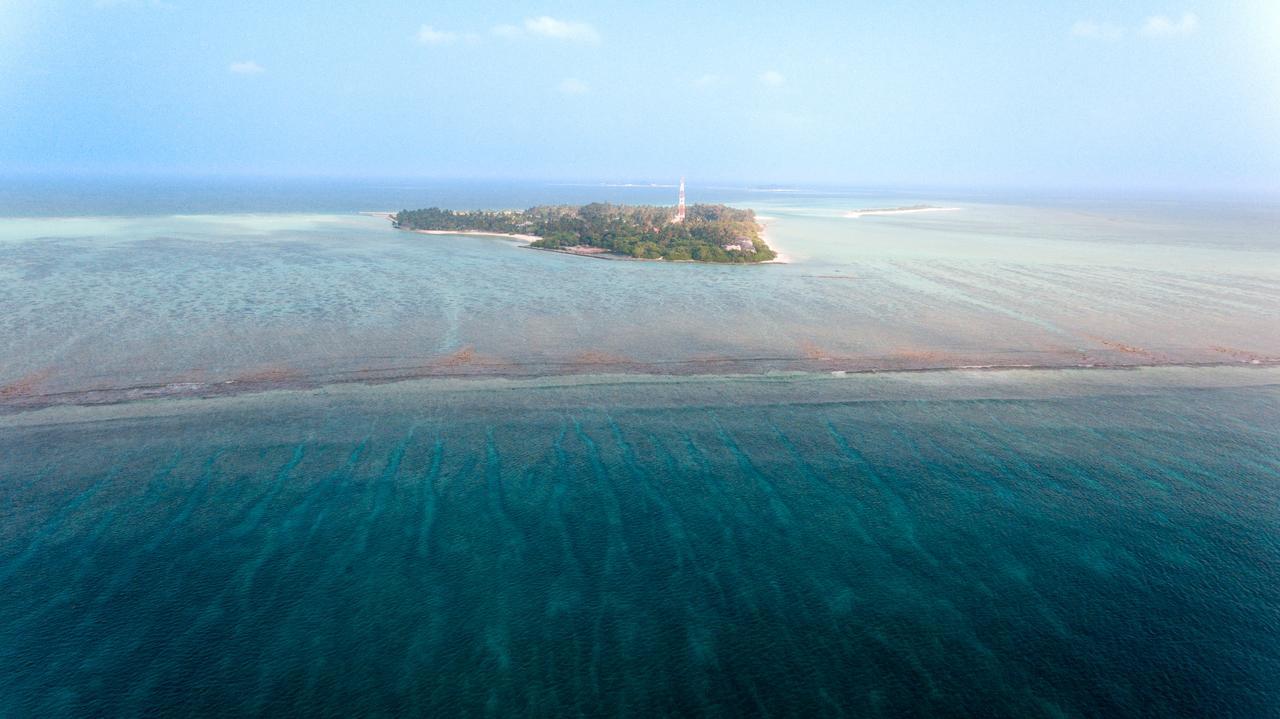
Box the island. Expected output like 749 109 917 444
392 203 777 263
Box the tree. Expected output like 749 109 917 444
396 203 772 263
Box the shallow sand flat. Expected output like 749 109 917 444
0 199 1276 406
4 364 1277 426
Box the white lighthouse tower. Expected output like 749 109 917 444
673 176 687 223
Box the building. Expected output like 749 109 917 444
672 177 686 223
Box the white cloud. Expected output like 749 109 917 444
416 25 456 45
229 61 264 75
495 16 600 43
692 74 719 88
759 70 785 87
1070 13 1198 42
1070 20 1123 41
558 78 590 95
1140 12 1199 38
526 16 600 43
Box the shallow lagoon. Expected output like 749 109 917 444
1 185 1277 405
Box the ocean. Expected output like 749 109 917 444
1 178 1277 715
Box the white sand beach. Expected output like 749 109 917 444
757 218 791 263
412 229 541 242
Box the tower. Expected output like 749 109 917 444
675 176 686 223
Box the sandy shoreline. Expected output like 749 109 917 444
413 229 542 242
362 212 539 242
756 217 791 264
525 246 636 261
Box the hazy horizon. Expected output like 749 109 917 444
3 171 1278 204
3 1 1278 194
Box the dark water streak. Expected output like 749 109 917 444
0 382 1277 716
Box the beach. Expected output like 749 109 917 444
413 228 542 242
755 215 791 263
363 212 544 243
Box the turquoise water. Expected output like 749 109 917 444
1 179 1279 715
1 369 1278 715
1 184 1277 403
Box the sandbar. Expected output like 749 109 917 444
844 206 961 218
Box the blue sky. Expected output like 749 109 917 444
1 1 1277 191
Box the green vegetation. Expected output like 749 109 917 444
393 203 776 263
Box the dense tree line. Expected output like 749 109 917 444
393 203 776 263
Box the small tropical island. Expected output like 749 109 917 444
392 200 777 263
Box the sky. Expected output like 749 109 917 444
1 0 1278 192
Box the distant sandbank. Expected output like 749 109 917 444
844 206 961 218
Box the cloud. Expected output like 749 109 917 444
526 16 599 42
558 78 589 95
495 16 600 43
1070 13 1198 42
416 25 456 45
1140 12 1199 38
229 61 264 75
1070 20 1123 41
692 74 719 88
759 70 785 87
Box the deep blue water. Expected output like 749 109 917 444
2 374 1277 716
